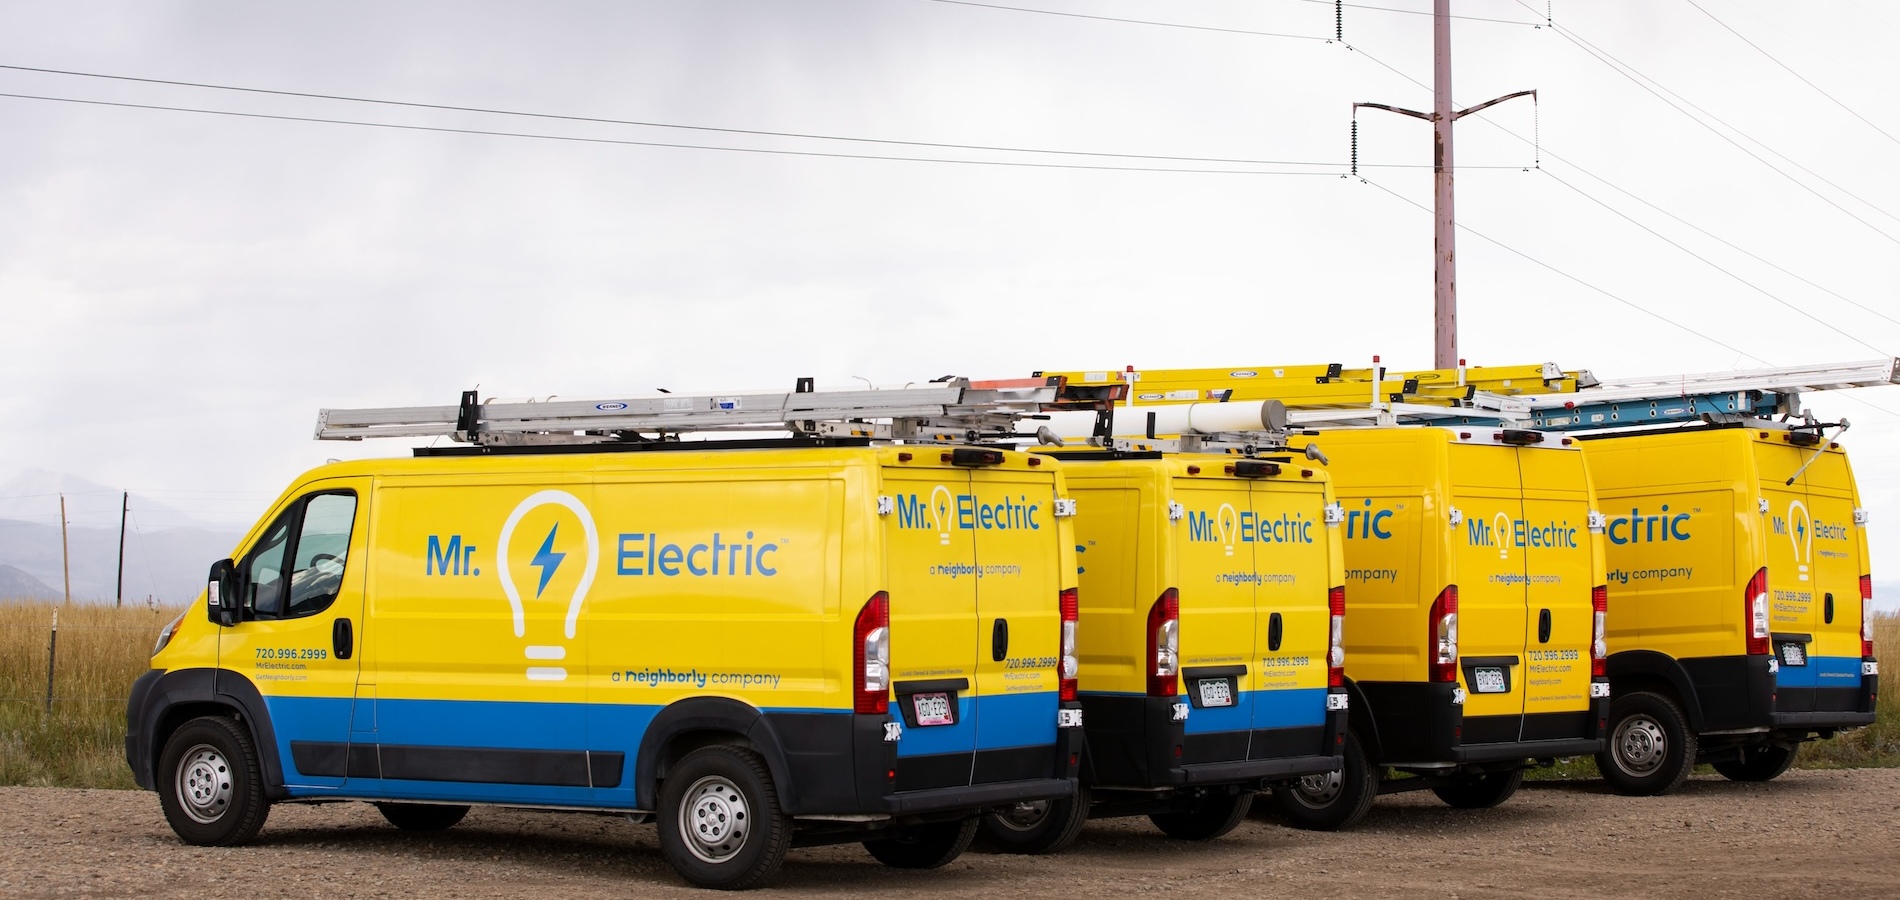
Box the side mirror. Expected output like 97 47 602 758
207 559 238 627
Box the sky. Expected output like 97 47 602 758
2 0 1898 591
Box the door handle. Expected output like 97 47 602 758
1824 592 1835 625
333 618 354 660
992 618 1009 662
1537 609 1552 644
1267 612 1284 652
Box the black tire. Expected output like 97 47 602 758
1431 767 1523 809
375 802 470 831
1711 743 1797 782
863 817 978 869
656 745 792 890
1270 729 1379 831
1595 690 1698 797
155 715 270 846
1148 790 1253 841
980 783 1090 854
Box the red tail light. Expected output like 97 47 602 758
1147 588 1179 697
1059 587 1080 701
1863 575 1876 659
1745 567 1770 656
854 592 890 714
1327 585 1346 688
1591 584 1609 678
1429 585 1459 683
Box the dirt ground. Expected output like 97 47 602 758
2 769 1895 899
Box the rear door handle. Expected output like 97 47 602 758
333 618 354 660
992 618 1009 662
1537 608 1552 644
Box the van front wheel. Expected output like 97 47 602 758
1270 729 1378 831
863 817 978 869
1431 767 1523 809
156 716 270 846
980 784 1090 854
1711 744 1797 782
657 746 792 890
1596 691 1697 796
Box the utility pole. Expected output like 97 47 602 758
59 493 71 605
116 491 128 608
1353 0 1535 368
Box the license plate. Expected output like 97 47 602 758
912 692 954 726
1780 643 1807 667
1473 666 1509 694
1196 678 1234 708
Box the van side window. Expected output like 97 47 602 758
286 493 357 617
240 491 358 621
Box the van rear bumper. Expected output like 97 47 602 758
878 776 1077 815
852 702 1084 817
1359 680 1607 764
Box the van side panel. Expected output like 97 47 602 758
1064 475 1164 787
584 473 845 808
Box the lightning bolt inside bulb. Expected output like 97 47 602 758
531 523 565 598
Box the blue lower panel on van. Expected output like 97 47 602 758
1184 687 1327 735
1774 655 1861 691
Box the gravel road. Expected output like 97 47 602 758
3 769 1895 899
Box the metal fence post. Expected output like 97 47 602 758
44 607 58 713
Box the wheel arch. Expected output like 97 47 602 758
634 697 797 812
133 668 288 800
1340 677 1382 761
1605 650 1705 733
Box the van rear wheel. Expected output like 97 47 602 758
980 784 1090 854
375 802 470 831
1149 790 1252 841
156 716 270 846
1270 729 1378 831
1711 744 1797 782
657 745 792 890
864 816 978 869
1431 767 1523 809
1596 690 1697 796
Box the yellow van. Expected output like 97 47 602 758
125 443 1083 889
978 451 1349 851
1270 427 1610 828
1581 425 1879 794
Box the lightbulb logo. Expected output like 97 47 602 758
1787 500 1812 583
1217 503 1239 556
497 490 599 682
1493 512 1513 561
929 485 955 546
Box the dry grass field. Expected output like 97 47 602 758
0 600 1892 790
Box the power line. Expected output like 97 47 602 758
1282 0 1543 27
0 63 1538 171
0 91 1347 176
1682 0 1900 150
921 0 1329 39
1539 169 1890 356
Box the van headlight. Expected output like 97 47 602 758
153 611 186 656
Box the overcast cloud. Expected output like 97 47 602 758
2 0 1897 584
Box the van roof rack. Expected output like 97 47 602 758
316 376 1125 448
1036 358 1900 434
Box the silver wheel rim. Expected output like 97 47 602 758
992 800 1052 832
679 774 750 864
1613 714 1668 776
1291 770 1343 808
175 743 234 824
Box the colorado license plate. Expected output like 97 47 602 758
912 692 954 726
1196 678 1234 708
1780 642 1807 667
1473 666 1509 694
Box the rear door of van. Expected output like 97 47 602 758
1754 438 1823 712
1448 444 1531 737
1173 476 1260 763
884 467 979 789
968 464 1065 783
1517 447 1599 737
1802 446 1869 710
1247 475 1335 758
